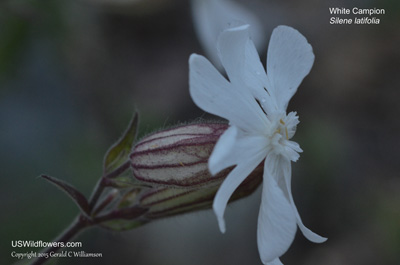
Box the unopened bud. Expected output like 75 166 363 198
139 165 262 219
130 122 263 219
130 123 229 187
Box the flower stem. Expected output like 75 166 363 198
31 161 131 265
88 161 130 210
30 215 92 265
88 178 106 211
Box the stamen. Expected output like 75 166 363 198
279 119 285 125
285 127 289 139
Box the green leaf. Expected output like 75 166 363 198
103 112 139 175
41 175 90 216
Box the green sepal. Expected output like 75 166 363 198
100 219 145 231
104 175 146 189
118 188 141 208
41 175 90 216
95 205 148 231
103 112 139 175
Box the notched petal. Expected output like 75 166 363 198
267 25 314 110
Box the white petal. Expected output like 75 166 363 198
217 24 278 118
189 54 268 132
191 0 265 70
213 150 265 233
243 36 268 90
258 155 297 263
208 126 237 175
242 34 279 115
267 258 284 265
267 25 314 110
209 126 269 175
283 140 302 162
281 157 327 243
217 24 252 84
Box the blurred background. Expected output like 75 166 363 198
1 0 399 264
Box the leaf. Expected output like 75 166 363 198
103 112 139 175
41 175 90 216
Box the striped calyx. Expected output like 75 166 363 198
130 123 228 187
128 122 263 220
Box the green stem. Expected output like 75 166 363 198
31 161 131 265
30 215 92 265
88 178 106 211
88 161 130 211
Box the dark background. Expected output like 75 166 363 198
1 0 399 264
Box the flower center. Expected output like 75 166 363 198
270 112 298 139
267 112 302 161
274 119 289 140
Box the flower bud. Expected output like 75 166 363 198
129 122 263 219
139 165 262 219
130 123 229 187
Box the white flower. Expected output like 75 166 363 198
189 24 327 264
191 0 265 69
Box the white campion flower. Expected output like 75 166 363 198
189 24 327 264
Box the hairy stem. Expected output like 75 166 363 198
88 161 130 211
31 160 132 265
30 215 92 265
